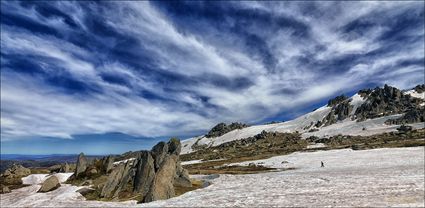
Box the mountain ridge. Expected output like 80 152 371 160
181 84 425 154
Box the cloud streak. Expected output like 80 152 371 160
1 1 424 141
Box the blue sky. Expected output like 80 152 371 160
1 1 424 154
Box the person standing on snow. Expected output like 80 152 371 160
321 161 325 167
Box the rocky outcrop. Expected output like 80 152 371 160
99 138 190 203
354 84 422 121
75 153 88 177
0 184 10 194
38 176 60 193
385 108 425 125
2 164 31 178
414 84 425 93
101 156 115 173
60 163 70 173
328 95 349 107
321 99 353 126
315 85 424 128
133 151 155 198
205 122 249 138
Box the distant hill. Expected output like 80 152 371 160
0 154 104 173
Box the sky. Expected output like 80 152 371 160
1 1 424 154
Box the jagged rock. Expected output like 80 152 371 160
168 138 181 155
81 138 189 203
101 156 115 173
328 95 349 107
38 176 60 193
205 122 249 138
101 160 133 199
355 84 422 121
133 151 155 198
144 155 178 202
2 164 31 178
151 142 169 171
49 165 62 173
75 153 88 177
0 184 10 194
414 84 425 93
60 163 70 173
385 108 425 125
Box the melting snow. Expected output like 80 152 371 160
1 147 423 207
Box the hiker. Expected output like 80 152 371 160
321 161 324 167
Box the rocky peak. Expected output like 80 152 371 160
205 122 249 138
327 95 349 107
414 84 425 93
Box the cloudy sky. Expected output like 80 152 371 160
1 1 424 154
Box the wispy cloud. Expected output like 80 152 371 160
1 1 423 141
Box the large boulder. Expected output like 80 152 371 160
38 176 60 193
75 153 88 177
144 155 177 202
133 151 155 197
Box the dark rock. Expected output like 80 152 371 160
151 142 169 171
0 184 10 194
133 151 155 197
76 187 96 195
414 84 425 93
75 153 88 177
328 95 349 107
205 122 249 138
101 156 115 173
38 176 60 193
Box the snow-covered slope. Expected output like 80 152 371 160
2 147 423 207
405 89 425 100
182 89 424 154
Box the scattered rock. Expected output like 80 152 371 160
76 187 96 195
38 176 60 193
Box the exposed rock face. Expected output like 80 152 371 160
354 84 422 121
60 163 70 173
101 160 134 198
385 108 425 125
205 122 249 138
328 95 349 107
75 153 88 177
2 164 31 178
414 84 425 93
0 184 10 194
133 151 155 197
315 85 424 128
144 155 177 202
99 138 190 203
101 156 115 173
321 99 353 126
38 176 60 193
